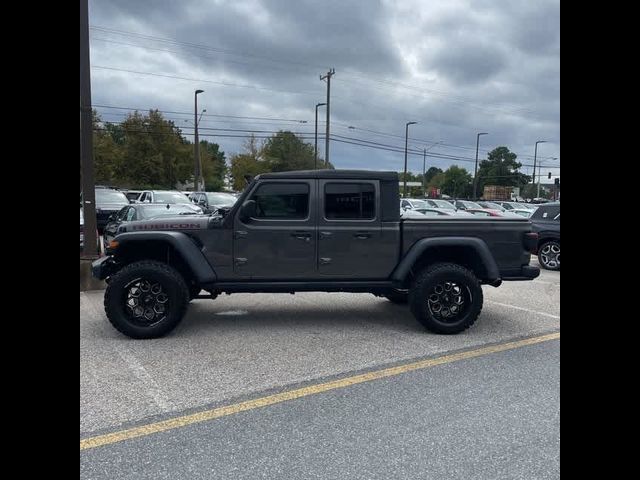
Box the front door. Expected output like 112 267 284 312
317 180 388 278
233 180 317 279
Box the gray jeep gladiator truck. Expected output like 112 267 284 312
92 170 540 339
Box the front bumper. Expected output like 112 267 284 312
92 255 118 280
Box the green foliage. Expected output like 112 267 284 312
90 109 227 190
424 167 443 184
442 165 472 198
476 146 531 194
229 131 333 191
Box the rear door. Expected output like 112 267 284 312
233 180 317 279
317 180 390 278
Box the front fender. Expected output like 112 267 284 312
113 231 217 283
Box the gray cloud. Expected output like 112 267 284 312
89 0 560 176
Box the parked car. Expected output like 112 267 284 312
477 201 506 211
400 198 430 211
80 188 131 233
135 190 203 213
120 190 143 203
510 209 534 218
415 208 474 217
93 169 539 339
497 201 537 211
102 203 204 248
465 208 506 217
400 208 427 218
453 200 484 211
423 199 458 211
530 202 560 270
189 191 238 215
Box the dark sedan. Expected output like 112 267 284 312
102 203 203 247
80 188 130 233
189 191 238 214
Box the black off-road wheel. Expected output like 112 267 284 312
104 261 190 339
383 289 409 304
538 240 560 271
409 263 483 334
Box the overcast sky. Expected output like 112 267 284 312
89 0 560 180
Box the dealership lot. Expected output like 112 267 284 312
81 257 559 436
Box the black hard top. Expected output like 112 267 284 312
256 169 398 181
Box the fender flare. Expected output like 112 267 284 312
391 237 499 284
113 231 217 283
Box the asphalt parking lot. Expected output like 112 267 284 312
80 258 559 478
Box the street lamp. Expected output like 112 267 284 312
194 89 204 191
532 140 546 188
473 132 488 200
403 121 417 197
422 141 443 197
315 102 326 169
537 156 558 198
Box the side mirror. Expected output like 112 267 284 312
239 200 257 222
217 206 231 217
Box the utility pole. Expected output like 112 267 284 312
194 89 204 191
403 122 417 197
315 102 326 169
473 132 488 200
422 148 427 197
80 0 97 258
320 69 335 167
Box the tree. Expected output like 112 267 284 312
199 140 227 191
442 165 472 198
424 167 443 184
262 131 316 171
476 146 531 195
229 135 269 190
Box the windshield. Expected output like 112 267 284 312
407 199 428 208
139 204 200 219
153 192 191 204
433 200 455 210
95 189 128 204
206 193 237 206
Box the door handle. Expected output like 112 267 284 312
234 230 248 239
354 232 371 239
291 232 311 242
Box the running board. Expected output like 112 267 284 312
201 281 395 294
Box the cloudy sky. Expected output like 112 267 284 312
88 0 560 180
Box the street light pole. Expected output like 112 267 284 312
403 121 417 197
194 89 204 191
532 140 546 189
537 156 558 198
473 132 488 200
320 69 335 167
315 102 326 169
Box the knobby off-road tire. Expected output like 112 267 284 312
104 260 190 339
409 262 483 334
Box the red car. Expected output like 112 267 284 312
465 208 506 217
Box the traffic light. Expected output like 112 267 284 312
548 172 552 179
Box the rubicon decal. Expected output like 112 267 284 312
132 223 202 230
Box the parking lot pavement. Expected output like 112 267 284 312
81 339 559 480
80 267 559 436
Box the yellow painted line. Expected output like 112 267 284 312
81 332 559 451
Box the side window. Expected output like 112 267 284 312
250 183 309 219
401 200 409 208
325 183 375 220
126 207 136 221
116 207 129 221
